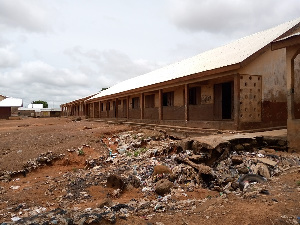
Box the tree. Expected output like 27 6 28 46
32 100 48 108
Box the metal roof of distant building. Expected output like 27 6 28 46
89 17 300 101
0 97 23 107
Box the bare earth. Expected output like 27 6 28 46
0 117 299 224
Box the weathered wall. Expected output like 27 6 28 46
189 105 214 121
239 48 287 126
129 109 140 119
294 54 300 119
163 106 184 120
94 102 100 118
0 107 11 119
201 85 214 104
174 86 184 106
144 108 159 120
239 75 262 122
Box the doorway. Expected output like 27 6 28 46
214 82 233 120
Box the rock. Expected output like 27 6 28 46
106 174 125 190
234 144 244 151
189 154 207 162
258 150 266 155
237 166 249 174
231 155 243 165
97 198 113 208
153 165 172 176
155 179 173 195
257 158 277 167
256 163 271 179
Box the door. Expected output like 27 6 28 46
214 82 233 120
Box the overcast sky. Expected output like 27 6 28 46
0 0 299 108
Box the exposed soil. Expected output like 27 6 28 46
0 117 299 225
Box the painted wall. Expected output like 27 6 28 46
239 48 287 126
0 107 11 119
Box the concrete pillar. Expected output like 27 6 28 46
115 99 118 118
184 84 189 122
127 96 130 119
158 89 163 121
234 74 240 130
140 93 144 120
286 46 300 152
99 101 101 118
92 102 95 118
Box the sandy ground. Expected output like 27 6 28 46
0 117 299 224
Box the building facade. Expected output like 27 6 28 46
62 18 300 132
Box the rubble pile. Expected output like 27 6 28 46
0 151 65 182
1 129 299 224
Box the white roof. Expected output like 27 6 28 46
0 97 23 107
90 18 300 100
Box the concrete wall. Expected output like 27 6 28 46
0 107 11 119
239 48 287 127
294 54 300 119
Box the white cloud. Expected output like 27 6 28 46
0 45 19 68
65 47 164 84
168 0 300 36
0 0 52 32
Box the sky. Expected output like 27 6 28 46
0 0 299 108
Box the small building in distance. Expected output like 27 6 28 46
0 95 23 119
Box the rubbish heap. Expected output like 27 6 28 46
1 129 299 224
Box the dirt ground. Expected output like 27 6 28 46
0 117 299 224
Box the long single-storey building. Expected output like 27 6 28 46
61 18 300 134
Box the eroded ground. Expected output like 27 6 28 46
0 117 299 225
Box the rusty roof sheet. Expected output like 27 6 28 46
90 18 300 101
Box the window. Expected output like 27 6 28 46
132 97 140 109
163 92 174 106
100 103 104 111
189 87 200 105
145 94 155 108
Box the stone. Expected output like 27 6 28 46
155 179 173 195
256 163 271 179
234 144 244 151
237 166 249 174
106 174 125 190
231 155 243 165
153 165 172 176
257 158 277 167
97 198 113 208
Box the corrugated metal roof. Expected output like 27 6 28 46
274 31 300 42
0 97 23 107
90 18 300 101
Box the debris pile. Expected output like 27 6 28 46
1 129 299 224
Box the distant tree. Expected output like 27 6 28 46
32 100 48 108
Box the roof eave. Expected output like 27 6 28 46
87 63 241 103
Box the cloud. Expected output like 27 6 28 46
0 0 52 32
0 59 95 107
0 45 19 68
65 47 164 84
168 0 300 36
